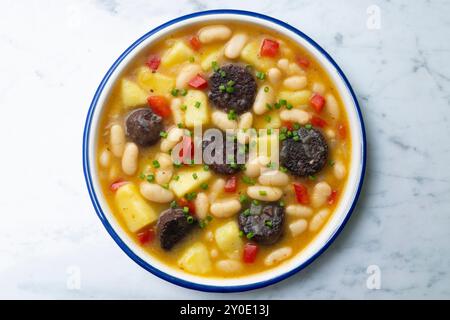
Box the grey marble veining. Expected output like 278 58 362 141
0 0 449 299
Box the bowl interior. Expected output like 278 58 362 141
84 10 365 292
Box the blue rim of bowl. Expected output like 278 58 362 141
83 9 367 293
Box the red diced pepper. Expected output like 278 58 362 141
328 190 338 205
293 183 309 205
243 243 259 263
146 55 161 71
147 95 171 118
178 197 196 215
337 122 347 139
260 39 279 57
311 115 327 128
310 93 326 113
189 36 201 51
296 56 310 69
109 179 128 192
188 74 208 89
224 176 238 193
282 121 294 131
137 228 155 245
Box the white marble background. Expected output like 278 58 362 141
0 0 449 299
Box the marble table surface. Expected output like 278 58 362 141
0 0 449 299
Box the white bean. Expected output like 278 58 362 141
121 142 139 175
289 219 308 237
311 181 332 208
280 109 310 124
208 178 225 202
267 68 282 85
216 260 243 273
238 112 253 129
277 58 289 73
99 149 111 168
258 170 289 187
309 208 330 232
264 247 292 266
286 204 313 218
224 33 248 59
170 98 184 126
245 156 270 178
288 62 305 75
325 93 340 119
312 82 326 95
283 76 307 90
155 153 173 185
195 192 210 220
139 182 174 203
253 85 275 115
247 185 283 201
176 64 202 89
210 198 241 218
212 111 237 130
160 127 184 153
334 160 346 180
110 124 125 157
198 25 232 44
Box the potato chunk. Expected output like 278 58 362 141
169 167 212 198
214 221 243 259
136 66 175 96
115 183 158 232
178 242 212 274
277 90 312 106
120 79 148 108
183 90 210 128
200 46 224 71
161 41 195 68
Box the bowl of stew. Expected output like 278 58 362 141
83 9 366 292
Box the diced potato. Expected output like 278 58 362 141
254 111 281 129
136 66 175 96
178 242 212 274
200 45 224 71
161 41 195 68
169 167 212 198
184 90 210 128
278 90 312 106
214 221 243 259
120 79 148 108
240 40 275 71
115 183 158 232
258 131 279 162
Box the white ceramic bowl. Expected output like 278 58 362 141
83 9 366 292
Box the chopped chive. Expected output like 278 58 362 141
274 102 281 109
239 194 249 203
243 209 251 217
256 71 266 80
206 215 213 221
170 200 177 208
177 123 184 128
192 173 198 180
293 123 300 130
266 103 273 110
264 86 269 92
219 84 226 92
146 174 155 183
171 88 179 97
280 166 288 173
293 135 300 141
267 128 272 135
189 56 195 63
180 89 188 96
219 70 226 77
279 200 285 207
183 206 189 214
286 103 293 110
200 182 209 190
173 175 180 181
173 161 182 168
246 232 255 239
203 164 209 171
279 99 287 106
180 104 187 111
305 124 312 129
212 61 219 72
186 215 194 224
227 110 237 120
264 220 273 228
242 176 255 185
226 86 235 93
139 173 145 180
152 160 160 168
252 199 260 205
279 133 286 141
265 115 272 123
194 101 201 108
239 230 244 237
162 183 169 189
308 175 316 181
160 131 168 138
328 160 335 166
259 190 268 196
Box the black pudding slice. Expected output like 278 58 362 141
280 127 328 177
157 208 195 250
238 202 285 245
202 134 245 175
125 108 163 147
208 64 257 114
